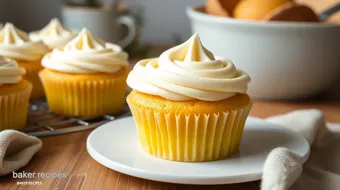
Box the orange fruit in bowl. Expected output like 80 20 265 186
206 0 241 17
295 0 340 24
265 2 320 22
233 0 293 20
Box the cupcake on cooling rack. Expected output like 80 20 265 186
29 18 76 50
0 56 32 130
127 34 252 162
39 28 129 117
0 23 49 99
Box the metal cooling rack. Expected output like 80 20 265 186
21 99 132 137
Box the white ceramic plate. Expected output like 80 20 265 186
87 116 309 185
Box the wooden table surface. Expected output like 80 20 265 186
1 76 339 190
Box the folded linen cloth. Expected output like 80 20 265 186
0 130 42 176
262 109 340 190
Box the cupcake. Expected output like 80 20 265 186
29 18 77 50
39 28 129 117
127 34 252 162
0 56 32 130
0 23 49 99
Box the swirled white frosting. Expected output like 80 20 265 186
29 18 76 49
42 28 128 73
0 23 49 61
0 56 26 87
127 34 251 101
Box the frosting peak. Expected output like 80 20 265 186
42 28 128 74
0 23 48 61
64 28 105 51
39 18 67 36
181 34 215 62
29 18 76 49
0 23 29 45
0 56 26 87
127 34 251 102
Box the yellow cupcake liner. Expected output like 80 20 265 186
40 71 127 117
0 81 32 130
128 101 252 162
24 66 45 99
18 61 45 99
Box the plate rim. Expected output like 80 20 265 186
86 116 310 185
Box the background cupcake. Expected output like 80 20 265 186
127 34 252 162
0 23 49 99
0 56 32 130
40 28 129 117
29 18 77 50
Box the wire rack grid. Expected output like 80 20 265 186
22 99 132 137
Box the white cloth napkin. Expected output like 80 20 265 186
0 130 42 176
261 109 340 190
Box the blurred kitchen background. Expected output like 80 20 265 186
0 0 207 44
0 0 338 44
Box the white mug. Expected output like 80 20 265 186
61 5 136 48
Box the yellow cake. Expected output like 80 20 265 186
39 28 129 117
126 34 252 162
0 57 32 130
0 23 49 99
29 18 77 50
127 91 251 161
40 67 128 117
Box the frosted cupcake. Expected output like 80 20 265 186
0 57 32 130
40 28 129 117
0 23 49 99
29 18 76 50
127 34 252 162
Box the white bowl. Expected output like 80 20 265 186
186 6 340 100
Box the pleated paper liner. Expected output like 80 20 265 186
18 60 45 99
0 80 32 130
39 69 128 117
128 101 252 162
